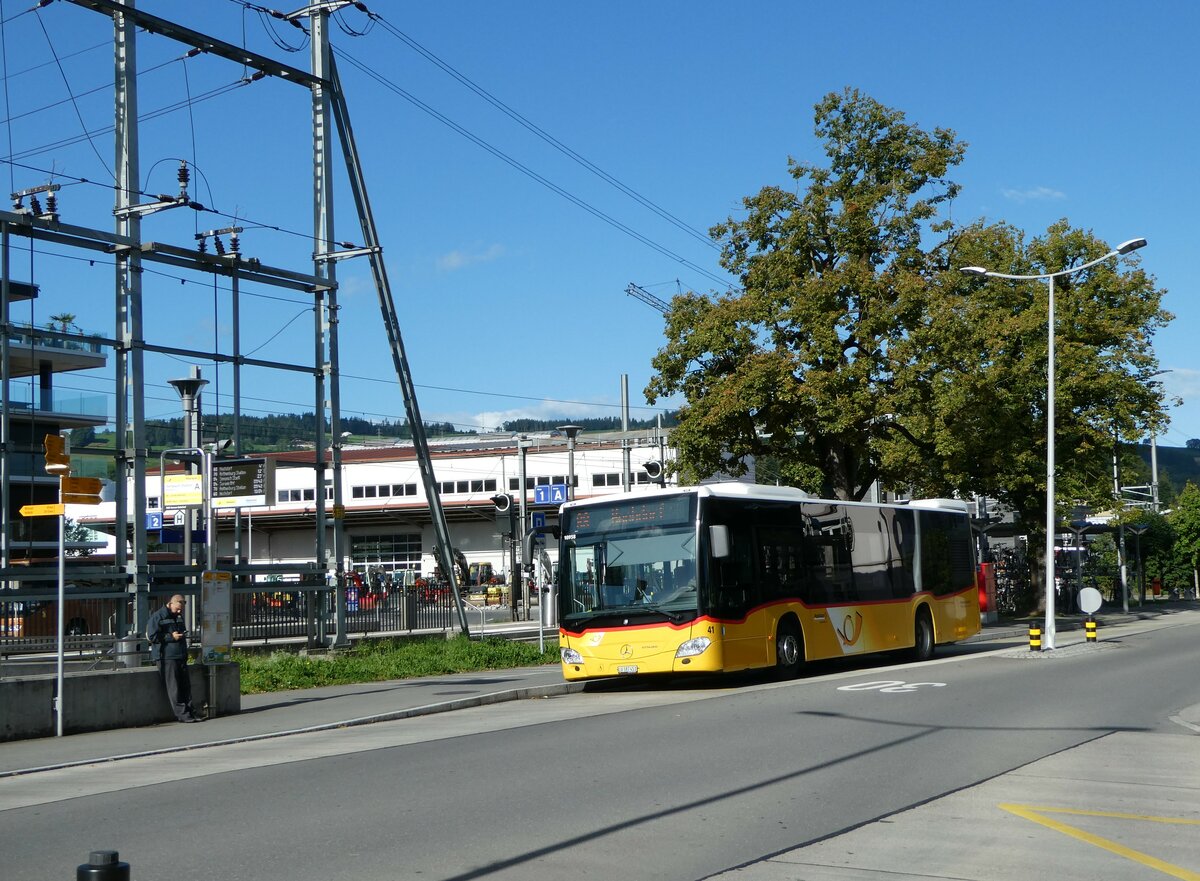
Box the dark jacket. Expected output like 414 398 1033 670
147 605 188 662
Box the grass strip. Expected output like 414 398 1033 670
234 636 560 694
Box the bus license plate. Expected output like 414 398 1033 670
617 665 638 674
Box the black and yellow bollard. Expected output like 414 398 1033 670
1085 617 1097 643
1028 623 1042 652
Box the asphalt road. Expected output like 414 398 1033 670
3 615 1199 881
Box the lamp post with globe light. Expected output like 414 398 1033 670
960 237 1147 650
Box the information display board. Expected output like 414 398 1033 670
211 458 275 509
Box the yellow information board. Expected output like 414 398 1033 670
164 473 204 507
19 503 65 517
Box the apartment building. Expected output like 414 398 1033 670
1 281 108 567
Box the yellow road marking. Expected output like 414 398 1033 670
999 803 1200 881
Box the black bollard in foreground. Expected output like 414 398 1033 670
77 850 130 881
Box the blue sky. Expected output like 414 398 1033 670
2 1 1197 449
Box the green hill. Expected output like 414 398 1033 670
1136 443 1200 498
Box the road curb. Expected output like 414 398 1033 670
0 680 587 779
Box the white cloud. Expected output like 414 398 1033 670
1001 186 1067 203
436 243 505 272
1165 367 1200 396
336 273 373 299
428 399 653 434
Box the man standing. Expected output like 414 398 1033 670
146 594 200 723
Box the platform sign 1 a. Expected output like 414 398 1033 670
534 483 568 505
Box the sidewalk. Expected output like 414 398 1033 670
708 728 1200 881
0 664 579 778
2 599 1194 779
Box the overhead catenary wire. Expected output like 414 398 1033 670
0 50 187 130
364 10 717 252
2 4 686 435
32 7 113 179
4 5 728 285
4 76 252 165
333 46 731 289
0 0 14 194
15 242 675 425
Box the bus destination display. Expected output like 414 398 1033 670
570 494 693 534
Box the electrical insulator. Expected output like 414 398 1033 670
230 234 240 256
45 192 57 214
196 237 207 254
12 197 22 211
29 196 41 215
214 236 225 256
177 161 189 189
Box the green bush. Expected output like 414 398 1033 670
233 636 559 694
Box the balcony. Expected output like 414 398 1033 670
4 322 107 376
5 388 108 428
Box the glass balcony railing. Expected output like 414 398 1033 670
4 390 108 418
5 323 105 355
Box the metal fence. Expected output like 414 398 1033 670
0 585 470 662
231 585 463 643
1 595 126 642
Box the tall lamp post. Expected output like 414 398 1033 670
960 237 1146 650
169 369 207 632
557 425 582 502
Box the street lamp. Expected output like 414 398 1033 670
168 369 208 626
960 237 1146 650
557 425 582 502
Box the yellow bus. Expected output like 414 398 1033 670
557 483 980 680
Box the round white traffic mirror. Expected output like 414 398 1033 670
1078 586 1102 615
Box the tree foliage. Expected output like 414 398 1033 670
647 88 1173 552
649 88 966 498
911 220 1171 533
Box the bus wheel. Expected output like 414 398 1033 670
775 619 803 679
911 610 935 662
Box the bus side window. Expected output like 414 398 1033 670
712 524 755 617
756 526 806 602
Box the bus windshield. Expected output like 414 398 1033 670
560 495 699 625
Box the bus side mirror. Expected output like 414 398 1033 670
709 525 730 559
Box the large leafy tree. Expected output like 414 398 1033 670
647 88 1172 563
648 88 965 498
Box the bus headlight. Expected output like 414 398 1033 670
561 647 584 664
675 637 711 658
